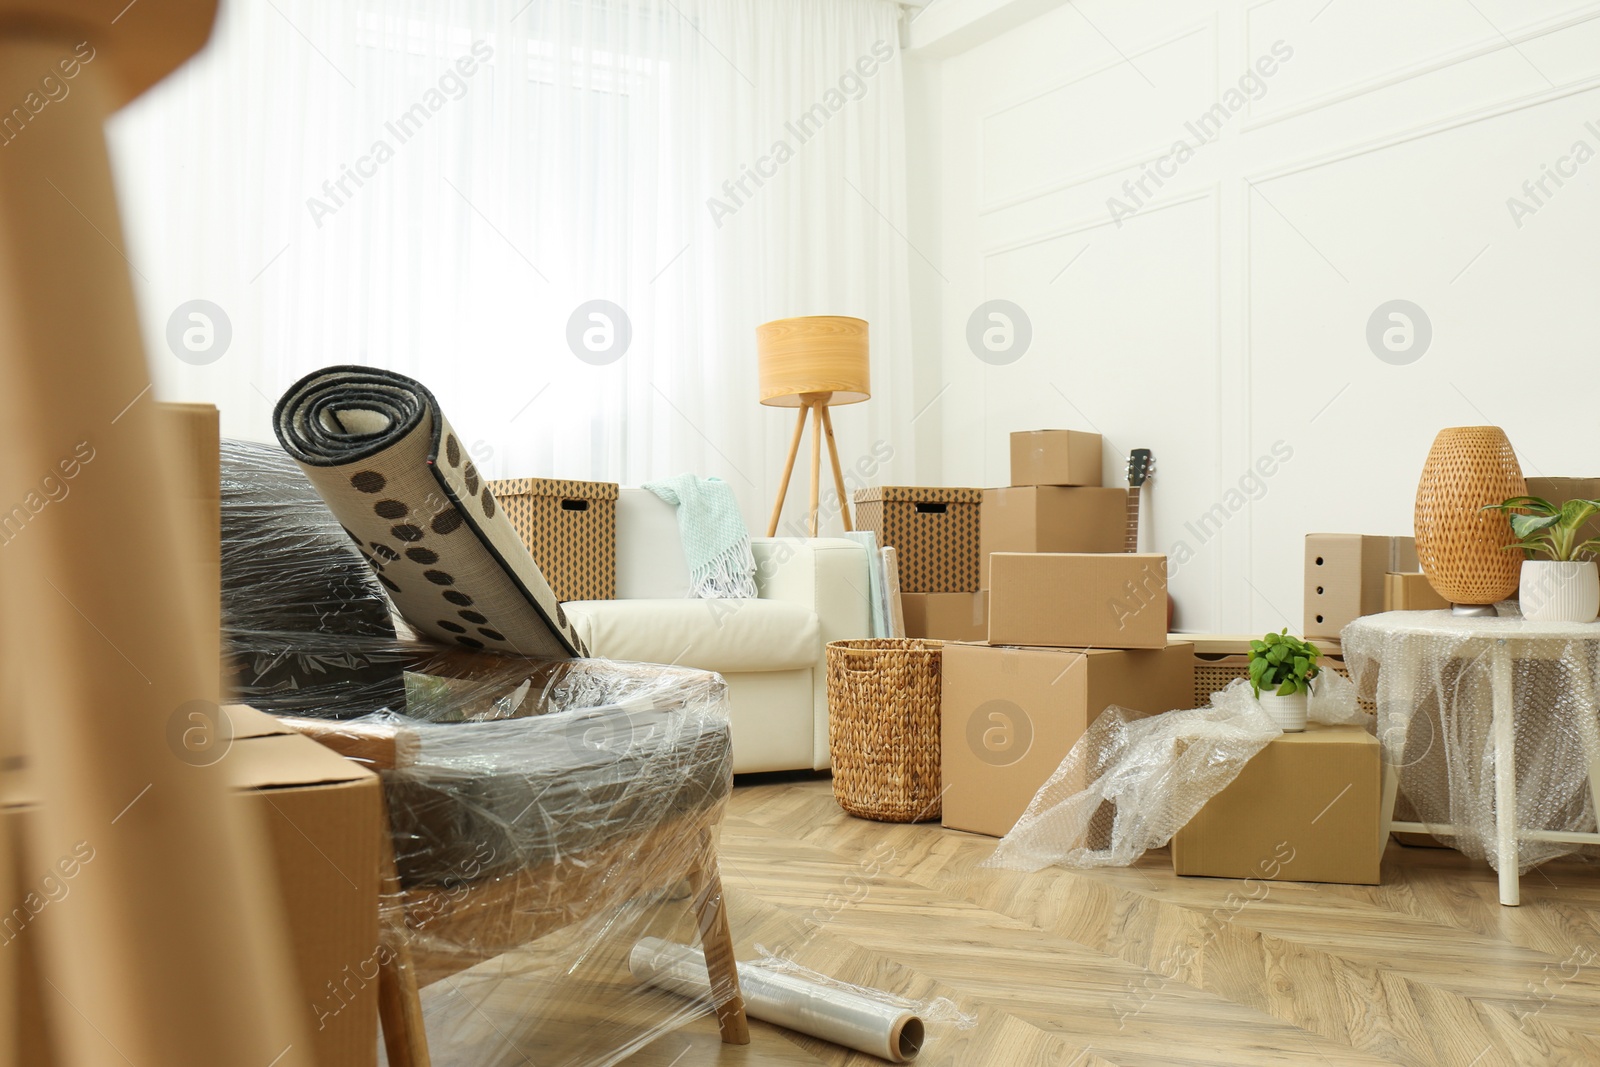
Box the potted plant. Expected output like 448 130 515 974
1482 496 1600 622
1248 629 1321 732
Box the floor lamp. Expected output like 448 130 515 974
758 316 870 537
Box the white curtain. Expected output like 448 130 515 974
108 0 914 535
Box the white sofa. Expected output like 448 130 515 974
562 489 871 774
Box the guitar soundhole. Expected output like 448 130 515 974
914 503 947 515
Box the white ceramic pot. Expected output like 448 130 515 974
1255 690 1307 732
1519 560 1600 623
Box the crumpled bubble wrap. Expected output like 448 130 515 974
985 670 1366 873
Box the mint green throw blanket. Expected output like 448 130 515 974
643 475 758 599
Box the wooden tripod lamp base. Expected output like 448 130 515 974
756 317 871 538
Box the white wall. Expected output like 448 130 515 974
905 0 1600 633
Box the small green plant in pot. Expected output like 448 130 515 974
1248 629 1322 731
1482 496 1600 622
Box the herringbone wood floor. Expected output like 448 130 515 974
428 774 1600 1067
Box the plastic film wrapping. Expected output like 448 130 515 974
986 672 1368 872
1344 607 1600 873
221 440 741 1065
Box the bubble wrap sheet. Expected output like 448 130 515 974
1343 608 1600 873
986 672 1365 873
221 440 739 1066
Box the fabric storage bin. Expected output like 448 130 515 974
853 486 981 592
488 477 619 601
826 639 942 822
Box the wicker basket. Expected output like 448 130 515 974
826 639 943 822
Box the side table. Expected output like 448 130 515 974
1344 610 1600 906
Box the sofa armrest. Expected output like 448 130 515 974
751 538 872 646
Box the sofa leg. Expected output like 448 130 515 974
691 855 750 1045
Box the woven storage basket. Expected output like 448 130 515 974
826 639 943 822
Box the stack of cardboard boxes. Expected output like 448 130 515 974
858 431 1196 841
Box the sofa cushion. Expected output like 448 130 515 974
563 598 818 673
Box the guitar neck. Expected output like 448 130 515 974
1124 486 1141 553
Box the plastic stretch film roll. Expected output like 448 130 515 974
629 937 923 1062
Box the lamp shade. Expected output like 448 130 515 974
757 316 870 407
1414 425 1527 606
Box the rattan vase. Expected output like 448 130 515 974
1414 426 1526 609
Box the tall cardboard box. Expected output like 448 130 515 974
979 486 1126 588
1171 723 1382 885
1009 430 1102 487
940 641 1193 837
854 486 982 592
1304 534 1414 638
988 553 1168 649
901 591 987 642
156 401 220 676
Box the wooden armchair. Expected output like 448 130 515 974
279 673 749 1067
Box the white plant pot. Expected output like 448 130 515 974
1519 560 1600 623
1255 690 1307 732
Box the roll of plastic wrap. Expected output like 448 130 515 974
628 937 923 1062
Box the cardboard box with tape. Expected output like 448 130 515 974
988 553 1168 649
940 640 1193 837
1009 429 1102 487
1171 723 1383 885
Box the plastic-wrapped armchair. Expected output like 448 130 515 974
277 649 749 1067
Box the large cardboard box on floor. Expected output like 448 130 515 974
7 705 383 1067
1171 723 1382 885
989 553 1168 649
941 640 1194 837
1009 430 1102 487
901 591 987 643
1304 534 1415 638
979 486 1126 588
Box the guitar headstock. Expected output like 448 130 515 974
1126 448 1154 488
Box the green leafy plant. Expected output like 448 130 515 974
1481 497 1600 562
1248 629 1322 698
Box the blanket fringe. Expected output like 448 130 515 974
690 541 758 599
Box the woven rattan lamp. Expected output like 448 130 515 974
758 316 870 536
1414 426 1527 615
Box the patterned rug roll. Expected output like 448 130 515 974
274 366 586 659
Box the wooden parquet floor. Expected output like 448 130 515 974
418 774 1600 1067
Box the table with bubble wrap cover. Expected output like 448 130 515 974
1343 609 1600 905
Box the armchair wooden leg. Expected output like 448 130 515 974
690 857 750 1045
376 810 432 1067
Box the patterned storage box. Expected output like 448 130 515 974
853 486 982 593
487 478 619 601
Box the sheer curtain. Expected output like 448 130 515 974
109 0 913 534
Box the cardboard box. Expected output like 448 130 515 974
979 486 1127 588
1171 723 1382 885
1181 634 1351 711
1304 534 1415 638
854 486 983 593
224 706 383 1067
8 706 383 1067
1009 430 1102 487
940 641 1194 837
487 477 619 601
988 553 1168 650
1383 571 1450 612
901 591 987 643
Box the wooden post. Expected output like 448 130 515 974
766 405 808 537
820 406 853 532
808 401 823 537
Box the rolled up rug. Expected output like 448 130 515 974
274 366 586 659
